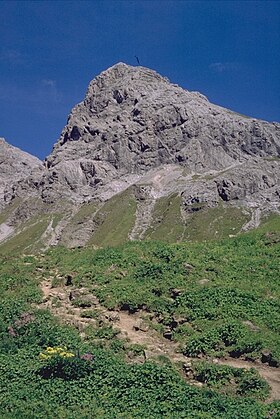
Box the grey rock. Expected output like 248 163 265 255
41 63 280 204
170 288 183 298
133 319 149 332
103 311 120 322
163 329 173 340
0 138 43 208
198 278 210 285
144 350 156 360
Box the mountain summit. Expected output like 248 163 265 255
0 63 279 251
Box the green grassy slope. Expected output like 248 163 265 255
88 188 137 247
145 194 185 242
0 199 279 417
47 217 280 365
1 225 279 417
0 213 64 256
183 205 250 241
0 198 22 225
0 216 50 255
0 188 276 251
145 194 250 242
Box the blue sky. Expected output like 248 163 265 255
0 0 279 160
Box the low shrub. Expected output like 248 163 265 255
192 361 270 400
237 370 270 399
38 346 93 380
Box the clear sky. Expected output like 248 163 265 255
0 0 279 160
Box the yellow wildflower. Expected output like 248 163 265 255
39 345 75 360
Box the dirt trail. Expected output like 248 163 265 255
215 358 280 402
39 276 185 357
37 275 280 401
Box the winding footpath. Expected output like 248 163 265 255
37 275 280 402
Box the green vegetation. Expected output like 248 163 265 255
60 203 98 245
145 194 185 242
38 347 94 380
70 203 99 224
0 212 61 255
192 361 270 400
0 216 50 255
88 187 137 247
145 194 250 242
0 192 272 253
263 156 280 161
183 205 250 241
51 213 63 229
257 212 280 234
0 198 21 225
0 216 279 417
48 220 280 364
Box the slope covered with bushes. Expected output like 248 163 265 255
0 217 279 417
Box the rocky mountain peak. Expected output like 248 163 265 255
41 63 279 204
87 62 170 90
0 64 279 251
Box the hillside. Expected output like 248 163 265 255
0 218 279 417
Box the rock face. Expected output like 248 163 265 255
0 63 279 251
0 138 43 209
42 63 280 203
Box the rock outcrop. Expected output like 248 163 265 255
0 138 43 209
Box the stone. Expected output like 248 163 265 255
242 320 260 331
69 290 84 300
133 319 149 332
183 363 193 377
43 63 280 205
0 138 43 210
261 350 273 364
198 278 209 285
170 288 183 298
144 350 156 360
127 353 145 364
163 329 173 340
101 311 120 322
174 316 188 325
193 382 203 388
65 274 73 286
183 263 194 270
